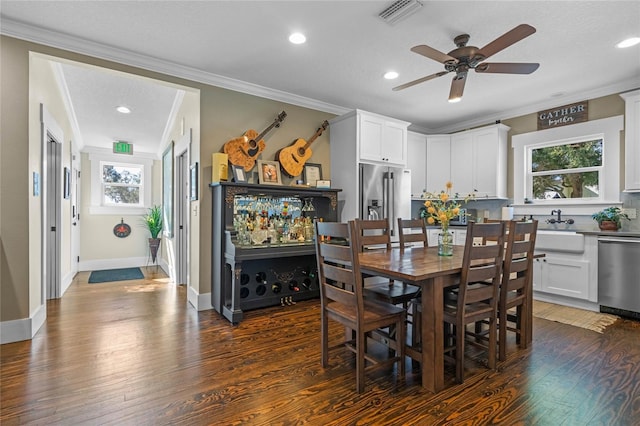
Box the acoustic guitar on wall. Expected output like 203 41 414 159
223 111 287 172
277 120 329 178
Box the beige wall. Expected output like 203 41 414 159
1 36 31 320
1 35 335 328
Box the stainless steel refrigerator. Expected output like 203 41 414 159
358 163 411 242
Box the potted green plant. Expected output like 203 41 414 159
591 206 629 231
142 205 163 262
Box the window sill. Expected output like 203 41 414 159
89 206 147 215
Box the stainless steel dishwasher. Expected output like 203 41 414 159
598 236 640 320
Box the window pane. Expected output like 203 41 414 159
104 185 140 204
102 164 142 184
532 171 599 199
532 139 602 172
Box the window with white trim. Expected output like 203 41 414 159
530 137 602 201
101 161 144 206
512 115 623 206
88 152 154 215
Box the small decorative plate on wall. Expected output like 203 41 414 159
113 219 131 238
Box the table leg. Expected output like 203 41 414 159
420 277 445 393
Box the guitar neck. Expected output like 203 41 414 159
301 121 329 150
254 112 286 141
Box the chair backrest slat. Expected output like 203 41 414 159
315 221 365 320
353 219 392 252
457 222 506 315
501 220 538 300
397 218 428 248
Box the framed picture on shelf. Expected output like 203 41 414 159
231 164 247 183
303 163 322 187
257 160 282 185
190 162 198 201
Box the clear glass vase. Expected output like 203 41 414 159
438 228 454 256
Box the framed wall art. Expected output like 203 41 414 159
231 164 247 183
257 160 282 185
303 163 322 187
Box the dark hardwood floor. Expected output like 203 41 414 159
1 267 639 425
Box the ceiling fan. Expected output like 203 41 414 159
393 24 540 102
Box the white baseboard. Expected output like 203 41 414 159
62 270 74 295
1 303 47 344
188 285 212 311
79 256 149 272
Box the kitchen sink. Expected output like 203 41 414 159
535 230 585 253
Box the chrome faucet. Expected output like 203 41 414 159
547 209 574 224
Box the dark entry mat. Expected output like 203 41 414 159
88 267 144 283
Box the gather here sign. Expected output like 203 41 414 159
537 101 588 130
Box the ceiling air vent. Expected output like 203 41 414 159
379 0 423 25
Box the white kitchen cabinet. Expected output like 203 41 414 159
532 235 598 303
425 134 451 192
407 131 427 197
450 124 509 198
333 109 409 167
329 109 410 222
621 89 640 191
533 256 590 299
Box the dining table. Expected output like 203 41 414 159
358 244 535 393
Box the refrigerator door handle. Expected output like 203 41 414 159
389 172 395 236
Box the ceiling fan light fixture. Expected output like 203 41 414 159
116 106 131 114
616 37 640 48
448 97 462 103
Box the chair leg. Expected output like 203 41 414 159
498 306 507 362
398 316 406 378
356 328 366 393
321 314 329 368
456 323 465 383
488 316 497 370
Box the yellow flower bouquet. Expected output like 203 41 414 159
421 182 473 255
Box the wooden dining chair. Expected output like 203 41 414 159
397 218 428 249
443 221 506 383
497 219 538 361
396 218 428 346
314 221 405 393
352 219 421 311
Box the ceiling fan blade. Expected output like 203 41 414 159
475 62 540 74
392 71 449 91
449 74 466 102
411 45 457 64
478 24 536 60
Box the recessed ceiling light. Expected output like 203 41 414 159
616 37 640 48
289 32 306 44
116 106 131 114
384 71 399 80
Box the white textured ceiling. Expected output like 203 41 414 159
2 1 640 155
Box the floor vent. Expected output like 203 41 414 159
379 0 423 25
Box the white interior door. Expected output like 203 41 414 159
175 148 189 285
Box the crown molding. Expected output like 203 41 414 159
428 78 640 134
1 18 351 116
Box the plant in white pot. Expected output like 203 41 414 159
142 205 163 263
